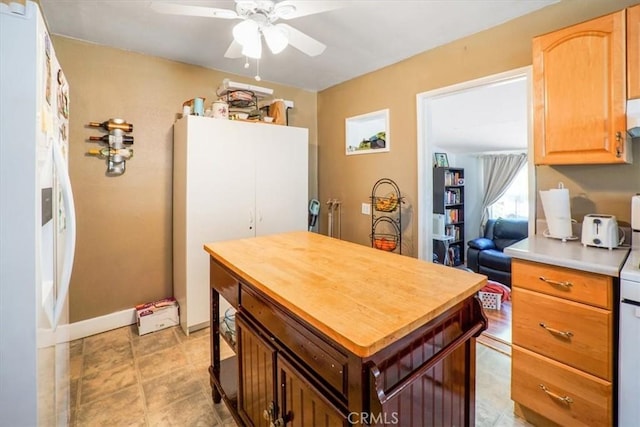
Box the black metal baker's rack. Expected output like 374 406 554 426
370 178 403 254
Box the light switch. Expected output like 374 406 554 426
361 203 371 215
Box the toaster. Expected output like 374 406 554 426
581 214 620 250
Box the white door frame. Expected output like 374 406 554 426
415 66 535 262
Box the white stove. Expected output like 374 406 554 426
619 236 640 426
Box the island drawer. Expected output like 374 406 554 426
512 345 612 427
512 288 612 380
239 286 348 399
210 258 239 309
512 259 612 309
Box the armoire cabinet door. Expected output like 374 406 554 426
533 9 627 165
174 117 256 333
254 125 309 236
277 354 348 427
237 315 277 427
186 119 256 241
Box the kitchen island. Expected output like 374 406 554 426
204 231 487 426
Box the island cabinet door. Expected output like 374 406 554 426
277 354 349 427
237 315 277 427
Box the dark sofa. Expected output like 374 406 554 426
466 218 528 287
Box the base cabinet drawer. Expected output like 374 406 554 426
512 259 612 309
512 287 612 380
512 345 612 427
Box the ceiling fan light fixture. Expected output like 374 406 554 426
262 24 288 54
241 32 262 59
232 19 259 46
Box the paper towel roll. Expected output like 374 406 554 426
539 186 573 239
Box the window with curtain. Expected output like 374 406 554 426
479 153 528 232
488 166 528 219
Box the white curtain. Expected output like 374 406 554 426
479 153 528 233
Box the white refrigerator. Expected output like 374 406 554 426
0 1 76 425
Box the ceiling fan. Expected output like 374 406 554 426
151 1 341 59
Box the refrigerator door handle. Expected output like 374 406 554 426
51 141 76 329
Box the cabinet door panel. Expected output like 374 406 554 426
237 315 277 427
278 354 348 427
629 5 640 99
187 119 256 242
254 126 308 236
174 117 255 332
533 10 627 164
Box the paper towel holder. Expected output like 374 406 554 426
540 182 579 242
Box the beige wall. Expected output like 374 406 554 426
53 37 317 322
317 0 640 257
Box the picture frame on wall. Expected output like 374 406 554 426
434 152 449 167
345 109 389 155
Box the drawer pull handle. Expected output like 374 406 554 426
539 276 572 289
539 322 573 339
539 384 574 405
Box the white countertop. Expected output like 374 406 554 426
504 236 630 277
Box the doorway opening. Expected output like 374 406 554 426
416 66 535 347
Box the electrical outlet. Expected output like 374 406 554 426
361 203 371 215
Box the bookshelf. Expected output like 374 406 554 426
433 167 465 266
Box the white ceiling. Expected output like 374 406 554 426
430 76 528 153
40 0 559 92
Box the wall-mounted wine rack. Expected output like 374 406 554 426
87 118 134 176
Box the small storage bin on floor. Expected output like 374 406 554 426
478 291 502 310
135 297 179 335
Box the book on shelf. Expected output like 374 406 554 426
446 245 462 266
444 171 463 186
444 188 462 204
445 208 460 224
445 225 460 241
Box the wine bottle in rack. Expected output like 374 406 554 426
89 135 134 144
88 119 133 132
87 147 133 159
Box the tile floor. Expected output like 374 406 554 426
69 325 531 426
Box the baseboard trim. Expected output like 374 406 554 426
59 308 137 341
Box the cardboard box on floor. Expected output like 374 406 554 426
135 297 179 335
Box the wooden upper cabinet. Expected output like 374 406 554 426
629 5 640 99
533 10 628 165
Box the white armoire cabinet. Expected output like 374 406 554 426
173 115 308 334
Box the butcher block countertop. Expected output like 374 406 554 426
204 231 486 357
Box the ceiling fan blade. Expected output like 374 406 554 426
224 40 244 58
278 23 325 57
150 2 239 19
275 1 343 20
